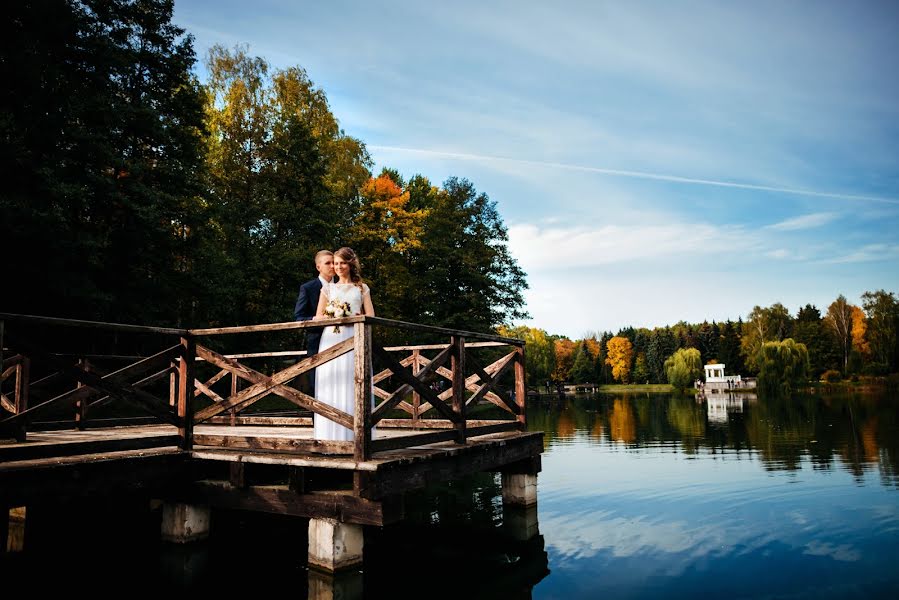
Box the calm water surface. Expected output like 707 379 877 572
4 390 898 598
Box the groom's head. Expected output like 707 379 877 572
314 250 334 280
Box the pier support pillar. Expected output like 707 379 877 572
161 502 210 543
308 568 364 599
308 517 364 572
2 506 26 553
503 504 540 541
501 472 538 507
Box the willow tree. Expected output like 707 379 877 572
757 338 810 396
665 347 702 392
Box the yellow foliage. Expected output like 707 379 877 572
850 305 870 357
605 336 634 383
354 175 426 253
552 338 576 381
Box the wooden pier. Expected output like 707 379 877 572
0 313 543 575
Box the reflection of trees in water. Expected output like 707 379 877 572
528 391 899 481
609 399 636 443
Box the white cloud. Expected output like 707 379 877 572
803 540 861 562
766 249 791 259
767 212 839 231
823 244 899 264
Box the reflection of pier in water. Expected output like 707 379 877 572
697 391 757 424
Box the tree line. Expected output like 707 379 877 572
1 1 528 342
502 290 899 389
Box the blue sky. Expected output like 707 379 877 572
174 0 899 339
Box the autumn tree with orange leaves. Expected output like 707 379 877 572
605 336 634 383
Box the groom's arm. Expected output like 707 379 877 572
294 283 312 321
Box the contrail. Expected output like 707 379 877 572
370 145 899 205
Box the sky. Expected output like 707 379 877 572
173 0 899 339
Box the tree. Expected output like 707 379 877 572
757 338 810 396
569 342 594 384
499 326 555 386
664 348 702 391
717 320 744 375
825 295 854 373
632 353 649 384
605 336 634 383
351 174 425 322
552 338 576 382
1 0 207 325
861 290 899 372
646 328 676 383
741 303 793 373
407 176 528 332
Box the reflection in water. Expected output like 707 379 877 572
529 389 899 599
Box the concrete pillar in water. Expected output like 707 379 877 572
3 507 26 553
503 504 540 541
501 472 538 507
308 568 364 600
308 517 364 572
161 503 210 543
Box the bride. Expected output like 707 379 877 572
312 247 376 441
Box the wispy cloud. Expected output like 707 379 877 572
370 146 899 204
767 212 839 231
822 244 899 264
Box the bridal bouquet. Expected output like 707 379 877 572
324 298 353 332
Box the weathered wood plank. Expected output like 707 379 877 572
353 323 373 461
189 316 363 336
192 433 353 455
0 434 181 463
376 418 517 429
467 352 518 414
382 341 509 351
194 368 229 397
180 481 404 526
373 355 415 385
364 316 524 345
0 343 177 426
371 343 452 422
371 429 458 452
178 337 195 450
193 340 354 429
515 346 527 429
193 378 226 404
205 415 312 426
371 345 458 424
451 336 466 443
0 312 189 335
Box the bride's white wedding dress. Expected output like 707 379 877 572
314 282 374 441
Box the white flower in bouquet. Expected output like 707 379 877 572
324 299 353 332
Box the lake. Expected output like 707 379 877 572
3 389 898 598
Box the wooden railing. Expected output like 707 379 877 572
0 313 527 460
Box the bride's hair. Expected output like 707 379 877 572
335 247 363 284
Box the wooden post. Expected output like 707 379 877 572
353 323 372 462
75 358 89 430
14 356 29 442
230 370 238 426
451 336 466 444
169 360 177 408
411 349 420 425
177 336 195 451
515 344 526 430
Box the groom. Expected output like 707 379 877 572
294 250 335 390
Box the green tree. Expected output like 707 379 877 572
792 304 838 377
500 326 555 386
664 348 702 392
741 303 793 373
569 342 594 384
408 176 528 332
632 352 650 384
717 320 744 374
757 338 810 396
861 290 899 372
1 0 207 325
646 328 676 383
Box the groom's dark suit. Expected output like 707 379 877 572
295 276 327 389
